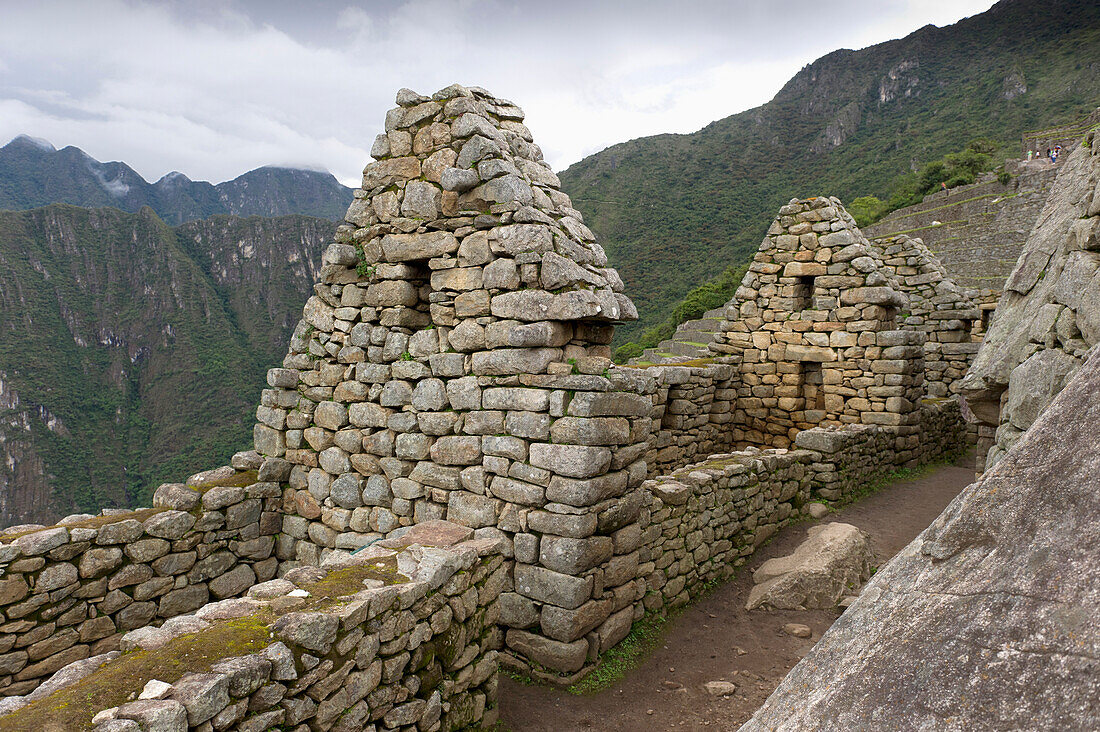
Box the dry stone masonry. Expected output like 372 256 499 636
0 520 503 731
711 197 925 451
0 86 980 722
0 464 280 696
871 234 981 397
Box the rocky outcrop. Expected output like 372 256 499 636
741 345 1100 731
745 522 873 611
960 122 1100 472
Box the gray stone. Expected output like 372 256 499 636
78 547 123 579
143 510 196 540
381 231 458 262
746 523 873 610
14 527 68 556
539 535 613 575
272 612 339 655
529 443 611 478
116 699 188 731
330 474 364 509
446 492 498 528
209 564 256 599
513 564 592 609
441 167 479 192
210 655 272 697
169 672 231 725
505 629 587 673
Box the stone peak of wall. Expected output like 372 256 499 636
326 82 636 324
872 234 977 316
729 195 908 326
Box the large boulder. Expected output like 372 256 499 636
961 123 1100 471
740 347 1100 731
745 523 873 610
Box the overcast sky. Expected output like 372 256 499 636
0 0 997 186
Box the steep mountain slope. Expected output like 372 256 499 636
0 136 354 225
0 205 331 526
559 0 1100 344
176 214 329 359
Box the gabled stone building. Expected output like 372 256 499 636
711 197 925 449
871 234 981 397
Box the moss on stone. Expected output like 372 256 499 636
0 507 168 543
2 614 274 732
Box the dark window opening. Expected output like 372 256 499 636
980 309 992 333
803 362 825 413
793 275 815 311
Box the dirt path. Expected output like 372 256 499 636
499 452 976 731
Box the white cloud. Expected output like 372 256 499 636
0 0 998 186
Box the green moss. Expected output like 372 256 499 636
2 615 274 732
566 612 672 695
0 507 168 543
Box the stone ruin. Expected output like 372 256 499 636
0 85 985 731
710 197 925 450
963 122 1100 474
872 234 980 397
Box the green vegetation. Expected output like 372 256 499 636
612 262 747 362
567 612 672 694
846 138 1002 226
1 614 274 731
0 205 332 521
559 1 1100 346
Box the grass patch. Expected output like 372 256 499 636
0 507 168 543
566 612 672 695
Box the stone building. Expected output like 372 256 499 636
711 197 925 450
253 84 656 681
871 234 981 397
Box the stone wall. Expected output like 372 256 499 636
962 122 1100 474
0 463 279 696
0 520 503 732
638 362 738 477
710 197 925 449
872 234 981 396
636 400 966 612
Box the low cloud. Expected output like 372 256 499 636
0 0 995 186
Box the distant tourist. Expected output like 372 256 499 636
941 181 948 193
1027 150 1033 161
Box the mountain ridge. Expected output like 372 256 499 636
0 203 334 526
559 0 1100 346
0 135 355 225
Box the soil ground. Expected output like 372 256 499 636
499 451 976 731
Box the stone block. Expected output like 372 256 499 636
539 535 613 575
529 444 611 479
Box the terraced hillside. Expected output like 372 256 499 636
863 161 1058 290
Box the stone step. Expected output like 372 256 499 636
675 317 722 334
703 307 727 319
672 328 718 344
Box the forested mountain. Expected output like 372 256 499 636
0 135 354 224
0 205 333 526
559 0 1100 345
